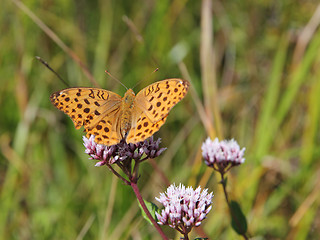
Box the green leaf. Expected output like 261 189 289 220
230 200 247 235
137 199 159 225
194 238 209 240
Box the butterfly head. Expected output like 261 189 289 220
123 89 136 104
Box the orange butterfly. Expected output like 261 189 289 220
50 79 190 146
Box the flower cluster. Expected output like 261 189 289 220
83 135 166 166
155 183 213 235
83 135 116 166
201 137 245 174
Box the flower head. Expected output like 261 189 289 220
83 135 117 166
83 135 166 166
201 137 245 174
155 183 213 235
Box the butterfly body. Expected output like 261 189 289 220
50 79 190 146
120 89 135 138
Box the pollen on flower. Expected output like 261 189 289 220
155 183 213 234
201 137 245 173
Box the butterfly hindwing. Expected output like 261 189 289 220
85 108 122 145
126 108 168 144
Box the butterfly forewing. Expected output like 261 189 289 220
50 87 122 144
134 79 190 123
126 79 190 144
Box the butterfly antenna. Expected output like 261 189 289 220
36 56 70 87
105 70 128 90
132 68 159 90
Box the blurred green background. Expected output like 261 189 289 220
1 0 320 239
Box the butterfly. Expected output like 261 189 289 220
50 79 190 146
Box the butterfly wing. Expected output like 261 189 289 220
84 106 122 145
126 79 190 144
50 87 123 145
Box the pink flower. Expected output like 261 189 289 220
83 135 166 166
155 183 213 235
201 137 245 173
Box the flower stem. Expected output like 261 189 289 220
130 182 168 240
220 172 229 203
220 172 249 240
183 233 189 240
106 164 130 185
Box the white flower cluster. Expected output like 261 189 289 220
201 137 245 167
155 183 213 231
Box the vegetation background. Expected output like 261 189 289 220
1 0 320 239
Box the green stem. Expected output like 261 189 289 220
220 172 249 240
